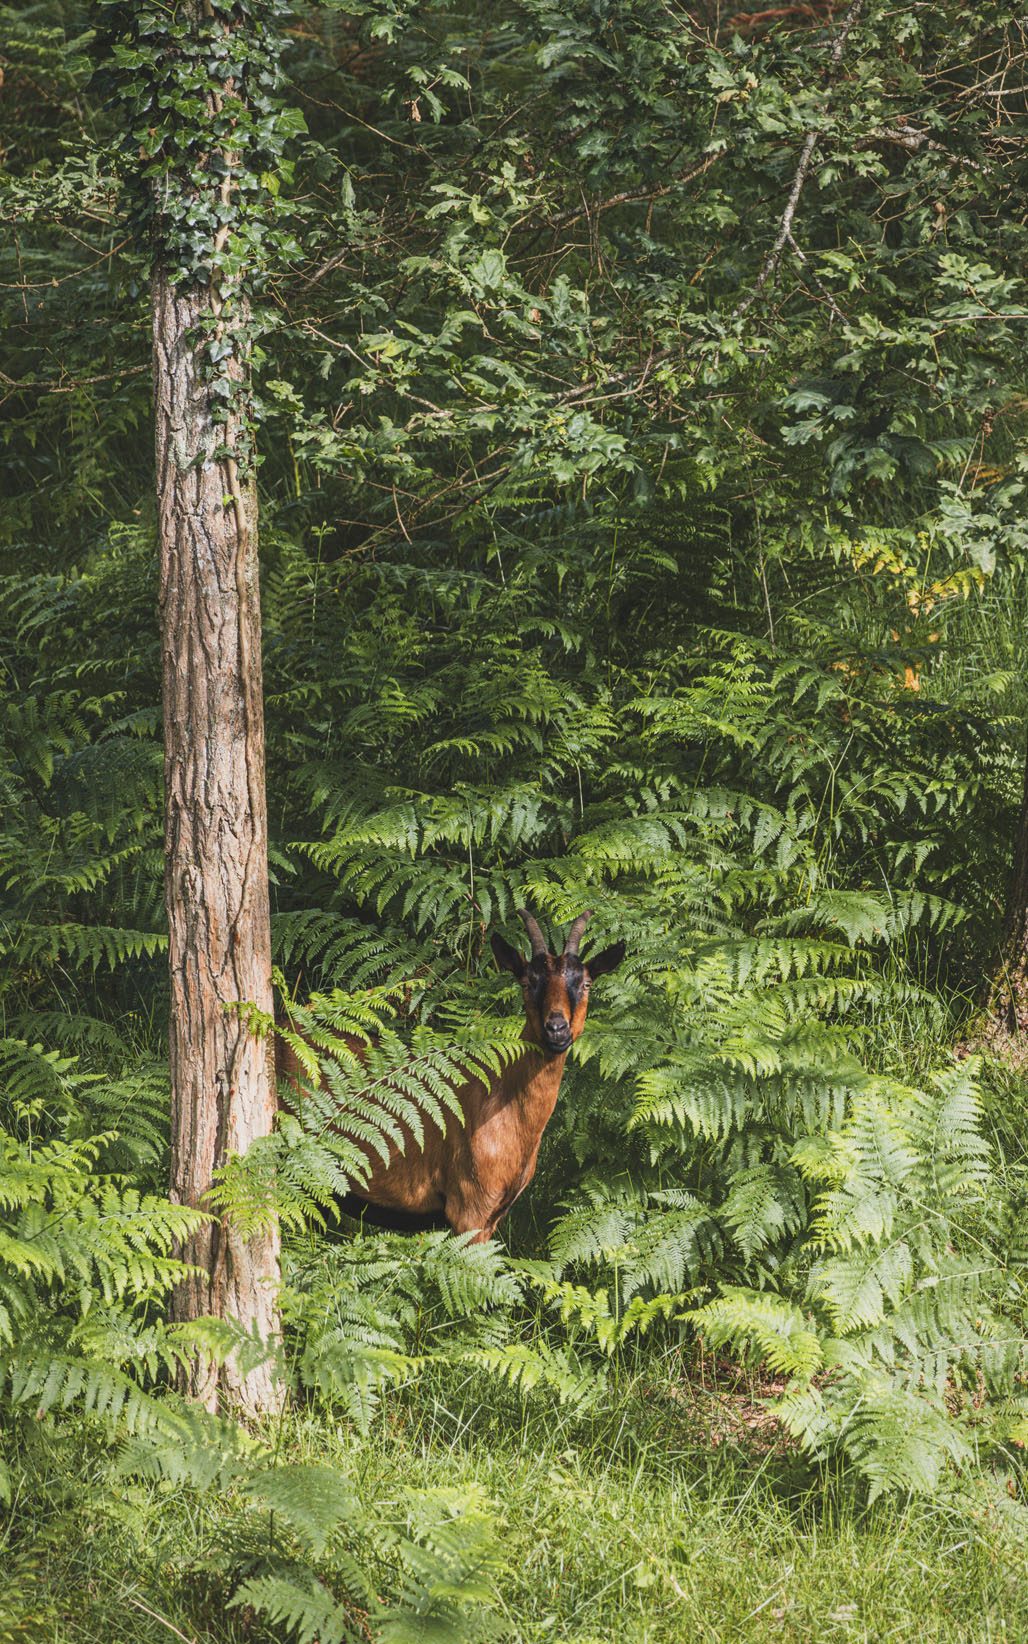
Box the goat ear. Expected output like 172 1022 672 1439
491 932 526 979
583 940 626 980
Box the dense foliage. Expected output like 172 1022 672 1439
5 0 1028 1636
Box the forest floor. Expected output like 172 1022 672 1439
12 1351 1028 1644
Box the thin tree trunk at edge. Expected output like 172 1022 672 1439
154 267 280 1415
984 725 1028 1044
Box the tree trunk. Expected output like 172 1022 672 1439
154 266 280 1414
985 724 1028 1041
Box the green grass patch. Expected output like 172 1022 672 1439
6 1364 1028 1644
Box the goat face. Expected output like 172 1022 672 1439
490 908 626 1056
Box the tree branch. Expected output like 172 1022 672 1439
734 0 866 317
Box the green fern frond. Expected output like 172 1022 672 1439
230 1569 367 1644
465 1340 601 1409
4 1349 174 1435
116 1403 255 1490
721 1164 807 1262
380 1487 499 1643
241 1465 362 1557
689 1289 824 1381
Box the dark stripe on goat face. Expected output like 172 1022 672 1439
522 954 588 1053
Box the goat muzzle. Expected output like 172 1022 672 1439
543 1014 572 1052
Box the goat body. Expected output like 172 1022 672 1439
275 910 625 1242
277 1033 569 1240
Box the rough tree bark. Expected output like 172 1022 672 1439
985 727 1028 1043
154 264 280 1414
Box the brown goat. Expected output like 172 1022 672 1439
275 910 625 1241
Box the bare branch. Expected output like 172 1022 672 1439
863 123 988 174
734 0 867 317
0 363 147 398
784 230 847 322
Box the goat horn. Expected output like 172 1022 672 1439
562 910 593 956
517 908 548 957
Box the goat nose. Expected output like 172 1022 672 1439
545 1014 571 1045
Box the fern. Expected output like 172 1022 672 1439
116 1397 500 1642
240 1464 362 1557
537 1276 694 1354
2 360 1022 1515
679 1059 1023 1490
463 1339 601 1410
3 1350 178 1436
689 1291 824 1383
377 1488 500 1644
284 1227 524 1429
0 1036 217 1453
230 1569 367 1644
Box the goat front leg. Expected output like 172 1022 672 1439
444 1191 505 1244
444 1184 522 1243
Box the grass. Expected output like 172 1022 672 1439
6 1357 1028 1644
